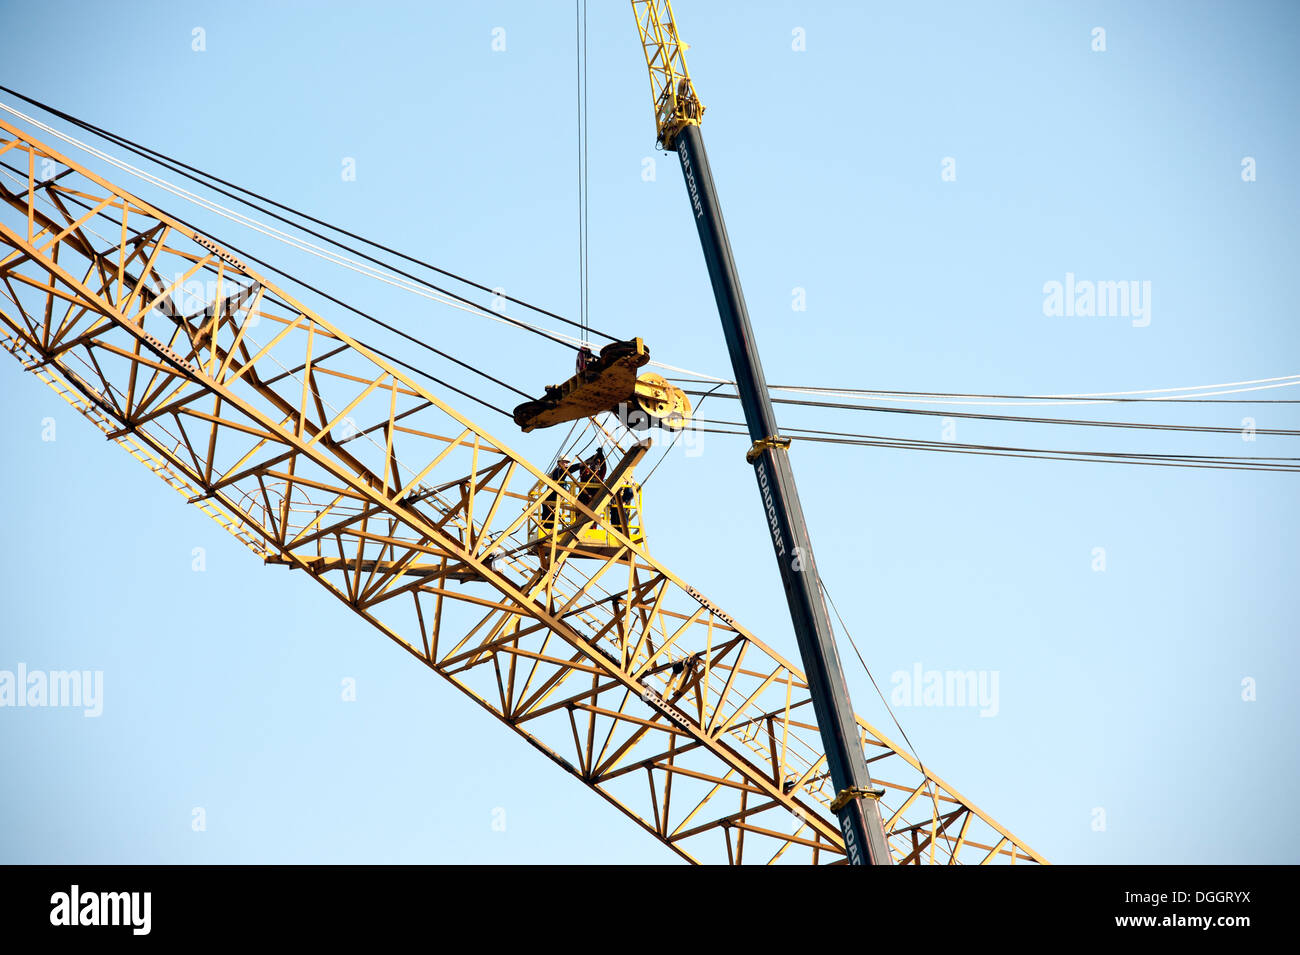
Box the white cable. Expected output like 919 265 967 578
669 377 1300 406
0 103 599 350
773 373 1300 400
764 378 1300 406
1016 373 1300 398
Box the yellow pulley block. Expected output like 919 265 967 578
632 372 691 431
513 338 692 433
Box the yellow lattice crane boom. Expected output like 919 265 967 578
0 109 1043 863
631 0 704 149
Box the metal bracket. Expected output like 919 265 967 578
830 786 885 813
745 435 791 464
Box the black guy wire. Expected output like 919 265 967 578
0 163 518 419
0 85 614 348
686 391 1300 435
688 426 1300 472
819 578 953 864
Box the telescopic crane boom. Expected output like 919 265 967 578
631 0 892 865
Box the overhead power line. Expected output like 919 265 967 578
676 377 1300 406
7 91 1295 474
9 88 1295 419
689 402 1300 437
690 421 1300 473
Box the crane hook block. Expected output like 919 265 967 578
513 338 692 433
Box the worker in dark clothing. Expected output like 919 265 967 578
611 484 637 534
540 456 572 531
575 448 607 508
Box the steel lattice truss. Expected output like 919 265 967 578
0 119 1045 865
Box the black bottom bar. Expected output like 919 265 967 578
0 863 1281 941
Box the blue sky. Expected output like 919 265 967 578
1 0 1296 863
